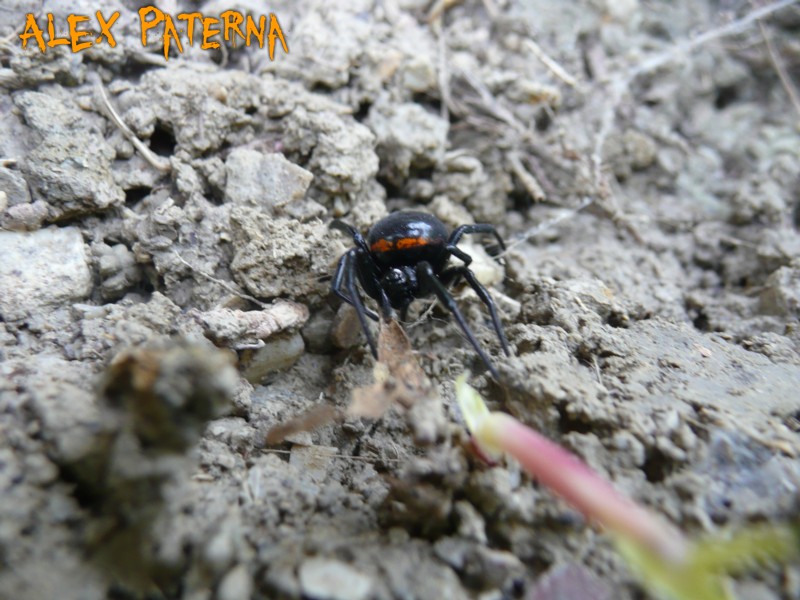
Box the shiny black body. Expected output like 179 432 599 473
330 211 510 378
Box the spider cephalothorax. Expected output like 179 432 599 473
330 211 510 378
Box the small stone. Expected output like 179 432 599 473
224 149 313 211
331 304 366 350
194 301 310 348
298 558 373 600
759 266 800 317
95 242 140 300
530 563 611 600
241 332 305 383
217 565 252 600
0 226 92 320
367 101 448 185
454 500 487 544
289 445 338 483
1 200 49 231
230 210 332 299
0 166 30 206
15 90 124 220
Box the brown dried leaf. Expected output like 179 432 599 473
264 405 341 445
347 318 434 419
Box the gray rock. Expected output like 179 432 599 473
15 90 124 221
230 209 333 299
224 149 313 211
217 564 253 600
367 101 448 185
0 167 30 207
0 227 92 320
94 242 140 300
760 265 800 317
298 558 373 600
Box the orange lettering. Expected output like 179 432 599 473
201 17 220 50
139 6 164 47
96 11 119 47
177 12 202 46
221 10 244 47
161 14 183 59
47 13 69 47
19 14 45 52
267 14 288 60
67 15 92 52
245 15 265 48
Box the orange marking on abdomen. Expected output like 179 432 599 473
370 239 393 253
371 237 430 253
396 237 428 250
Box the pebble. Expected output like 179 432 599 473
298 558 373 600
217 565 252 600
0 226 91 320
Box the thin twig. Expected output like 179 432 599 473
592 355 603 386
95 82 172 173
480 0 499 20
524 153 559 199
758 19 800 118
503 196 593 253
173 250 267 308
627 0 799 82
524 39 579 88
459 69 526 132
508 152 546 202
435 19 451 123
427 0 463 24
591 0 799 190
260 448 403 464
406 300 439 329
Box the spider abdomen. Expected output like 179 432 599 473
367 211 449 270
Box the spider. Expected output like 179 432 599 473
330 211 510 378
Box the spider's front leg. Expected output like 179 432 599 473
440 266 510 356
331 251 379 322
332 249 379 357
447 223 506 252
416 261 500 380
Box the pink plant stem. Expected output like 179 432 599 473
479 412 688 562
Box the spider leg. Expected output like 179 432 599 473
417 261 500 379
447 223 506 251
342 249 378 358
440 266 510 356
331 252 379 321
330 220 370 253
446 244 473 266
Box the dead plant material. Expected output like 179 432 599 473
758 19 800 119
348 318 434 419
94 81 172 174
264 404 341 445
508 152 546 203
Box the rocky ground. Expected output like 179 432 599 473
0 0 799 599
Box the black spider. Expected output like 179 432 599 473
330 211 510 378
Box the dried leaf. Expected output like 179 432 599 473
264 405 340 445
347 319 434 418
